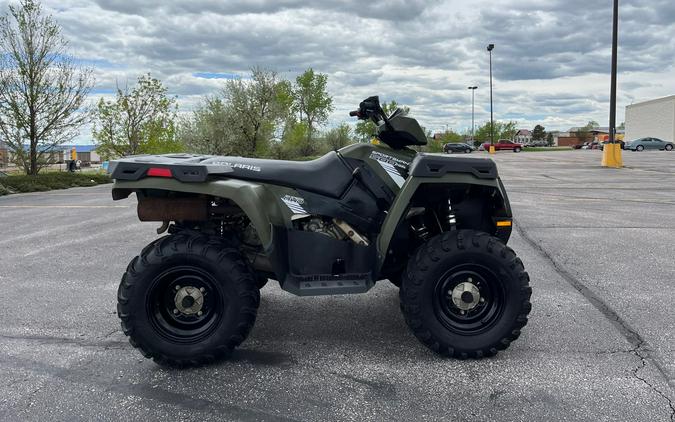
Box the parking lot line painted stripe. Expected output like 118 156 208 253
0 205 128 208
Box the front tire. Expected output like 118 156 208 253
666 144 673 151
400 230 531 359
636 145 644 151
117 234 260 367
514 147 522 153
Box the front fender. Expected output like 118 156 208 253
375 173 511 271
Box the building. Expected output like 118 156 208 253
514 129 532 144
547 131 563 146
555 132 584 147
625 95 675 142
0 141 8 168
59 145 101 164
589 127 624 142
73 145 101 164
555 127 625 147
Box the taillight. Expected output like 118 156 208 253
146 167 172 178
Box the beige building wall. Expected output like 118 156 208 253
625 95 675 142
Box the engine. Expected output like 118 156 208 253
293 215 370 246
294 216 346 240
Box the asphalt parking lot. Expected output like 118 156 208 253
1 149 674 421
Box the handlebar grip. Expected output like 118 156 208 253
349 110 360 117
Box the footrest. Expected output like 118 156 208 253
282 274 373 296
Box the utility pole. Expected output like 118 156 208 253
602 0 623 168
468 86 478 143
487 44 495 154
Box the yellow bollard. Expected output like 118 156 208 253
601 143 623 168
489 145 496 154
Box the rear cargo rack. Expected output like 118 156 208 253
109 154 233 183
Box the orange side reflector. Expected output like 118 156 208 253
496 220 512 227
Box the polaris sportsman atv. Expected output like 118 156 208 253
110 96 531 366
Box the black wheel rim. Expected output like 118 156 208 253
432 264 505 335
146 266 224 344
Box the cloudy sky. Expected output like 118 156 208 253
8 0 675 141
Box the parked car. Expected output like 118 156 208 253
573 142 588 150
444 142 474 153
625 137 674 151
481 139 523 152
599 140 625 151
525 140 548 148
582 141 600 150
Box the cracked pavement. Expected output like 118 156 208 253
0 150 674 421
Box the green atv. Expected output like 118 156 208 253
110 96 531 366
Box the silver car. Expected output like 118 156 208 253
626 137 674 151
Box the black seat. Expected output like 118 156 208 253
202 152 353 198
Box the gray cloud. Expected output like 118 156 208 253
91 0 439 21
29 0 675 139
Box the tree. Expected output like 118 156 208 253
179 96 233 155
354 100 408 142
474 121 518 142
0 0 93 175
93 74 178 159
221 67 290 157
532 125 546 141
292 68 333 147
278 120 309 158
572 120 600 146
618 121 625 130
439 129 463 143
322 123 353 151
546 132 554 146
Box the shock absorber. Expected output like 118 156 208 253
446 198 457 230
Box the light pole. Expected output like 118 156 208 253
468 86 478 143
602 0 623 167
487 44 495 154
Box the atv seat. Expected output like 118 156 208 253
204 152 354 198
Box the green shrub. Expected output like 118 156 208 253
0 172 112 195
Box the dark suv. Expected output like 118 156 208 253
443 142 474 153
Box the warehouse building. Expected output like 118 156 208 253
625 95 675 142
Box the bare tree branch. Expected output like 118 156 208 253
0 0 93 175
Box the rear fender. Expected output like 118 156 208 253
375 173 512 271
112 178 283 249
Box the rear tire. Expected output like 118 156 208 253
117 234 260 367
400 230 531 359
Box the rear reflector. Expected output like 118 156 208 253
496 220 512 227
146 167 173 178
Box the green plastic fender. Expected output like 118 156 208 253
113 177 284 250
375 173 508 271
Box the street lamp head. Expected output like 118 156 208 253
487 43 495 51
468 86 478 90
